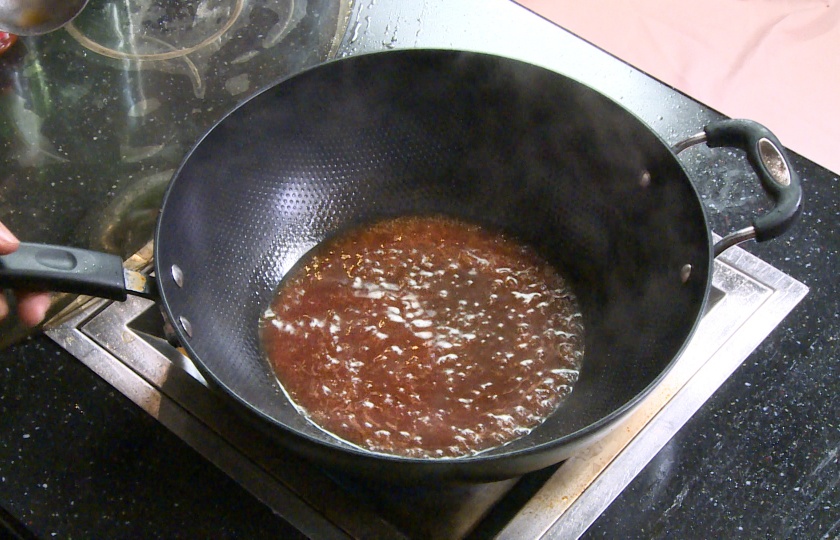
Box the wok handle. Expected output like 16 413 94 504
674 119 803 256
0 242 129 301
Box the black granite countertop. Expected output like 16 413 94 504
2 0 838 538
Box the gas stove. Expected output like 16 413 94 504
19 0 809 537
43 238 806 538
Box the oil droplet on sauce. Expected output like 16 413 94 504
260 216 584 458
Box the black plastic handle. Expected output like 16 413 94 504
0 243 128 301
704 119 802 242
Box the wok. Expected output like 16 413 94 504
0 50 801 482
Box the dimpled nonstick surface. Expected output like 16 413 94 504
153 50 710 477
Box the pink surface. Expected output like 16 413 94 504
517 0 840 174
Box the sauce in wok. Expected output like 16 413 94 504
260 216 584 458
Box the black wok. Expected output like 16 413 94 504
0 50 801 482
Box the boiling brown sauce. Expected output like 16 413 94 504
260 216 584 458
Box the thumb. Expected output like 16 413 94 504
0 221 21 255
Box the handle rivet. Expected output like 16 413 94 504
639 170 652 188
680 264 692 283
172 265 184 287
179 315 193 338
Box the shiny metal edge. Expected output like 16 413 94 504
497 245 808 539
714 226 758 257
671 131 708 155
44 301 401 540
327 0 354 59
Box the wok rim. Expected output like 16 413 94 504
153 48 715 480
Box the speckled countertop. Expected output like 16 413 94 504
1 0 838 538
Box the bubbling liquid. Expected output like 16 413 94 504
260 216 584 458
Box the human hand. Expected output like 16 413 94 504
0 220 51 326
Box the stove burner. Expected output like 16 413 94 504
65 0 250 60
62 0 313 97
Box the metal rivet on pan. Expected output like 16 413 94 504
179 315 193 338
171 264 184 287
680 264 692 283
639 170 652 188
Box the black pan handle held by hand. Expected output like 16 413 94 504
0 243 156 301
672 119 803 256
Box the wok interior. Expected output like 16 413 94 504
156 50 710 461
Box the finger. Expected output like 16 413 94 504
16 291 52 327
0 294 9 321
0 221 20 254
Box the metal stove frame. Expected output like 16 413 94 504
43 240 807 538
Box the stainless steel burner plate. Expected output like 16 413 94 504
44 243 806 538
